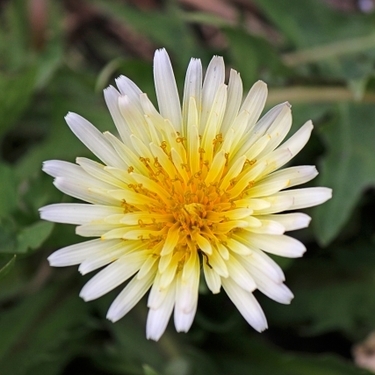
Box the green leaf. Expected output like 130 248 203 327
217 335 370 375
266 277 375 339
252 0 375 83
313 103 375 245
0 282 89 375
93 295 219 375
0 163 18 218
0 0 30 70
143 365 160 375
92 0 199 67
263 240 375 339
15 221 54 254
224 27 287 86
0 66 37 139
93 301 168 373
252 0 373 48
0 218 17 254
0 220 54 255
15 68 110 180
0 255 16 280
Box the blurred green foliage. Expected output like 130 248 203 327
1 0 375 374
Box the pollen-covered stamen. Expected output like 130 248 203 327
127 131 266 271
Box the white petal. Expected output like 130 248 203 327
194 233 212 255
65 112 124 168
153 49 182 132
47 239 121 267
53 177 119 205
226 255 256 291
130 134 154 160
207 250 228 277
258 165 318 191
201 84 227 162
278 120 313 159
248 177 290 198
158 253 178 289
76 157 126 188
260 213 311 231
186 101 200 174
103 132 149 175
115 75 143 110
43 160 81 179
43 160 118 193
239 80 268 132
256 103 292 157
231 240 285 283
118 95 151 145
247 233 306 258
79 251 148 301
203 260 221 294
221 69 243 135
219 155 246 191
226 238 252 255
253 195 294 216
234 198 271 211
248 219 285 235
107 266 156 322
160 222 180 256
277 187 332 210
147 273 169 310
222 277 267 332
176 259 200 314
103 85 131 142
247 263 293 304
40 203 122 225
200 55 225 133
146 281 176 341
174 303 197 333
174 265 200 332
233 102 286 160
252 102 288 137
137 253 159 279
78 241 144 275
227 160 268 199
182 57 202 136
257 148 293 178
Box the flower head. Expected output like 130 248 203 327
40 49 332 341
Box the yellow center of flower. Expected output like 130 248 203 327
120 129 257 272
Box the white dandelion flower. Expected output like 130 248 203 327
40 49 332 341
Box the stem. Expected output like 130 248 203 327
283 33 375 66
267 86 375 105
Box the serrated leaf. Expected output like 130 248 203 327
313 103 375 245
